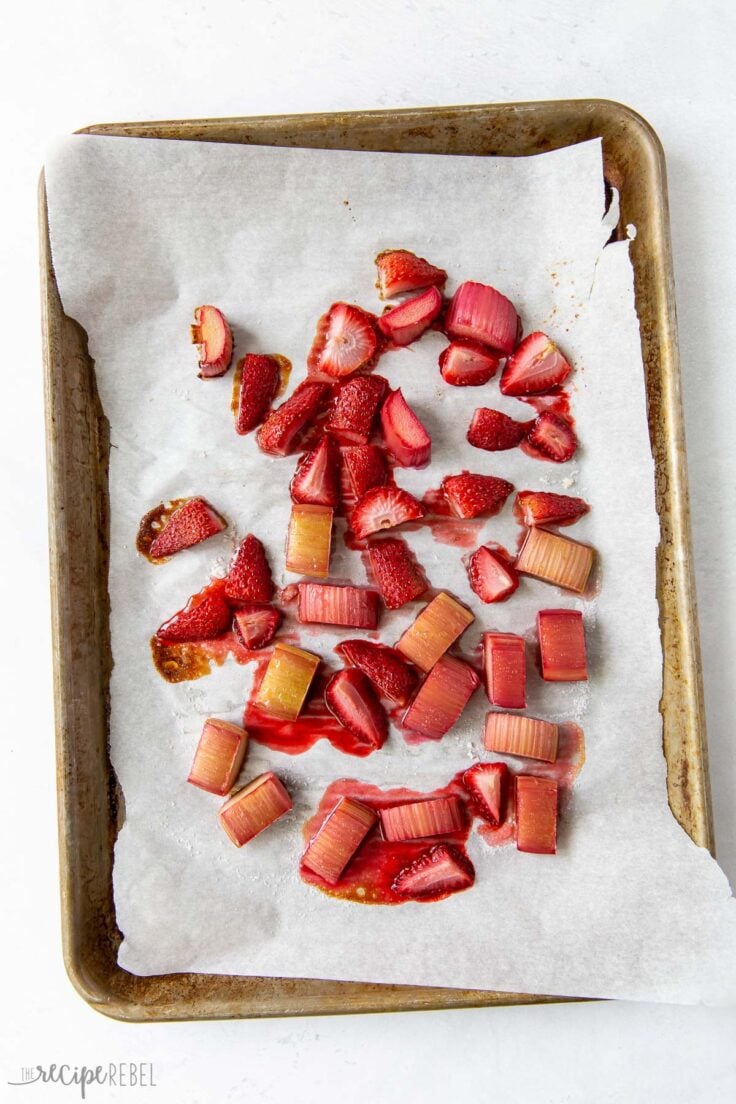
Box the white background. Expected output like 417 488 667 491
1 1 735 1100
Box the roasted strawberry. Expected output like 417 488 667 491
225 534 273 603
290 435 340 507
156 586 232 643
515 490 589 527
307 303 378 379
467 545 519 603
500 332 572 396
375 249 447 300
235 354 281 434
367 537 427 609
444 281 519 356
342 445 389 498
232 604 281 650
526 412 578 462
324 669 388 749
441 473 513 520
349 484 424 540
391 844 475 899
438 340 500 386
377 286 442 346
380 388 431 467
257 380 328 456
462 762 509 826
190 305 233 377
326 376 387 444
467 407 531 451
335 639 418 707
147 497 226 560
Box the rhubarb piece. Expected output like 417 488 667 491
336 639 418 707
377 286 442 346
218 772 292 847
500 332 572 396
402 655 480 739
445 281 519 356
349 484 424 540
396 591 474 672
327 376 387 444
324 669 388 749
367 538 427 609
380 388 432 467
467 546 519 603
342 445 389 498
235 354 281 434
375 249 447 300
307 302 378 378
147 497 226 560
225 534 274 602
516 527 595 593
255 643 320 720
298 583 379 628
188 718 248 796
156 587 232 643
285 504 333 578
439 339 500 386
515 490 589 528
484 712 558 762
467 407 531 451
392 843 474 899
302 797 378 884
380 795 465 842
190 305 233 378
256 380 328 456
483 633 526 708
526 411 578 462
233 604 281 650
441 472 513 520
462 762 509 825
537 609 588 682
290 436 340 507
516 776 558 854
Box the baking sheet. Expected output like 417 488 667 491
44 134 736 1004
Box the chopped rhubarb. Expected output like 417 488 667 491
396 591 474 672
156 587 231 644
380 795 465 842
516 527 595 593
218 771 292 847
526 411 577 462
516 776 558 854
335 639 418 707
402 655 480 739
302 797 378 884
225 534 273 602
537 609 588 682
190 305 233 378
290 436 341 507
367 537 427 609
467 546 519 603
235 353 281 434
233 604 281 650
377 286 442 346
515 490 589 527
298 583 379 629
285 504 333 578
441 472 513 520
445 281 519 356
500 331 572 396
439 340 500 386
349 484 424 540
147 497 226 560
484 712 558 762
256 380 328 456
342 445 389 498
467 407 531 451
324 669 388 749
392 843 475 899
307 302 378 378
255 643 320 720
462 762 509 826
483 633 526 709
380 388 432 467
375 249 447 300
188 718 248 796
327 376 387 444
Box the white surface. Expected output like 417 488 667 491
1 0 736 1099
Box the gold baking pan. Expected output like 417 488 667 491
40 99 712 1021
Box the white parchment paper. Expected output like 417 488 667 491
45 134 736 1003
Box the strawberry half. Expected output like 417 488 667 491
462 762 509 826
257 380 328 456
336 639 418 707
526 412 578 462
327 375 387 444
342 445 389 498
235 354 281 434
367 537 427 609
515 490 589 527
500 332 572 396
441 473 513 520
380 388 431 467
375 249 447 300
467 545 519 603
156 586 232 644
439 340 500 386
147 497 226 559
290 435 340 507
467 407 531 451
444 281 520 356
225 534 273 603
324 668 388 750
349 485 424 540
377 286 442 346
391 844 475 899
233 604 281 650
307 302 378 379
190 305 233 378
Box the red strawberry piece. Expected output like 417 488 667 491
349 485 424 540
375 249 447 300
232 604 281 650
342 445 389 499
515 490 589 527
367 537 427 609
526 412 578 462
391 843 475 899
327 375 387 444
377 286 443 346
467 407 531 451
335 639 418 707
235 354 281 434
225 534 273 603
148 497 226 559
462 762 509 826
290 435 341 507
441 473 513 520
438 340 500 386
467 545 519 603
156 586 232 644
307 303 378 379
380 388 431 467
444 281 520 356
324 668 388 749
190 305 233 378
256 380 328 456
500 332 572 396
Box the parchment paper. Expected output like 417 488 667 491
44 134 736 1003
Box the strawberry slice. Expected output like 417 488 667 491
147 497 226 559
225 534 273 603
375 249 447 300
307 303 378 379
377 286 443 346
256 380 328 456
467 545 519 603
462 762 509 826
380 388 431 467
235 354 281 434
441 472 513 520
500 332 572 396
342 445 389 498
190 305 233 378
367 537 427 609
349 485 424 540
335 639 418 707
526 412 578 462
445 281 520 356
232 604 281 650
326 376 387 444
324 669 388 749
439 340 500 386
467 407 531 451
515 490 589 527
290 435 340 507
156 586 232 643
392 844 475 899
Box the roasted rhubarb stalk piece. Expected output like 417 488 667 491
439 340 500 386
367 538 427 609
307 302 378 378
297 583 380 628
500 332 572 395
467 407 531 451
225 534 274 602
441 472 513 519
375 249 447 299
285 504 333 578
190 305 233 378
290 436 341 507
302 797 378 884
218 772 292 847
342 445 389 498
324 669 388 749
516 776 558 854
235 353 281 434
188 718 248 796
483 633 526 709
392 843 475 899
380 795 465 842
326 376 387 444
255 643 320 720
402 655 480 739
156 586 232 644
515 490 589 528
462 762 509 825
396 591 474 671
349 484 424 540
380 388 432 467
537 609 588 681
445 281 519 356
516 527 595 594
468 546 519 603
335 639 418 707
147 497 226 560
256 380 328 455
526 411 577 462
377 286 442 346
484 712 558 762
232 604 281 650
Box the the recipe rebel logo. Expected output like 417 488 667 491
7 1063 157 1097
